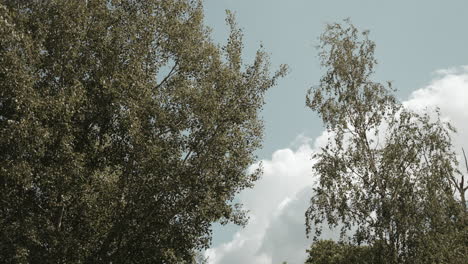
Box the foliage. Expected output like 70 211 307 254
0 0 286 263
305 20 467 263
305 240 376 264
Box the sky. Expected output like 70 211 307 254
201 1 468 263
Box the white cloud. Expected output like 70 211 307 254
206 66 468 264
206 141 317 264
403 65 468 148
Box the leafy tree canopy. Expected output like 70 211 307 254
0 0 286 262
305 240 375 264
305 20 467 264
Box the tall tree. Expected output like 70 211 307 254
305 21 466 263
0 0 287 263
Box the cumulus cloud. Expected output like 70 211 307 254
206 66 468 264
403 65 468 148
206 140 318 264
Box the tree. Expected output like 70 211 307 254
0 0 287 263
305 240 375 264
305 20 467 263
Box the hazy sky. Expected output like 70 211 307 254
201 1 468 263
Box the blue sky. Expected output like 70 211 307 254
201 1 468 263
204 0 468 159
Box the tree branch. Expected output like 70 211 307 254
155 59 179 89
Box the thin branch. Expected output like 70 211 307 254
155 59 179 89
462 148 468 174
183 125 223 165
460 148 467 212
183 149 193 164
